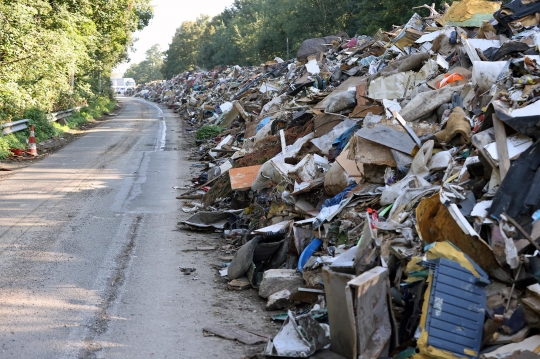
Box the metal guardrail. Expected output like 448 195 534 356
46 106 84 123
2 119 30 136
1 106 85 136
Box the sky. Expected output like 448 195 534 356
112 0 235 77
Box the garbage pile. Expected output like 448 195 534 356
151 0 540 357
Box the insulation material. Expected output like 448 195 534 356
368 71 416 100
229 165 262 190
306 59 321 75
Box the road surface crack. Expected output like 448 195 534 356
78 214 143 359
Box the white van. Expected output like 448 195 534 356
111 78 136 95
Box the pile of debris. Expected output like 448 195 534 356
145 0 540 357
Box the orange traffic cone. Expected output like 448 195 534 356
27 125 38 156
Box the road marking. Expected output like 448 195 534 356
156 120 166 152
129 97 166 152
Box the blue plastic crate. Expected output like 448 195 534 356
421 258 489 359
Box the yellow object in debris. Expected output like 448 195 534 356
425 241 480 278
437 0 501 27
434 107 471 145
405 256 425 275
414 244 482 359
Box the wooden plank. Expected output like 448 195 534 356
313 113 345 137
347 135 396 167
210 148 236 153
392 110 422 148
462 37 482 62
232 100 251 121
202 325 268 344
182 246 217 252
279 129 286 154
349 105 384 118
355 82 369 106
356 125 416 155
502 212 540 252
492 114 510 181
336 76 368 91
229 165 262 190
336 147 363 182
178 171 228 197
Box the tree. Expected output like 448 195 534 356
0 0 153 121
161 16 210 79
159 0 447 76
347 0 446 36
125 44 164 84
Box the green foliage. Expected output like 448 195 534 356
0 133 27 159
347 0 446 36
0 96 116 159
0 0 153 122
162 0 353 73
161 0 447 75
23 107 56 142
0 1 152 158
162 16 210 78
195 125 224 140
125 44 164 84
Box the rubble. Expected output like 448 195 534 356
259 269 304 299
266 289 292 311
138 1 540 356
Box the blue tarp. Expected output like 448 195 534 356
322 182 357 209
255 117 272 134
331 123 361 157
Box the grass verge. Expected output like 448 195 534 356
0 96 116 159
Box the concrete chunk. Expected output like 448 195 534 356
266 289 292 310
259 269 303 298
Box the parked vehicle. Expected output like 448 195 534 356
111 78 136 95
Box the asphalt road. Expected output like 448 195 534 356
0 98 269 358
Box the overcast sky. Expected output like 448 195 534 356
112 0 235 77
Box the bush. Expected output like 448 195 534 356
196 125 224 140
0 132 30 158
23 107 56 142
0 96 116 159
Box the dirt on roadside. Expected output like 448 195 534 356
174 107 281 358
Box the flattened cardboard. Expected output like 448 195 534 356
347 135 396 167
336 147 363 182
229 164 262 190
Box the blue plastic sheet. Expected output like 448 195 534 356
298 238 322 273
255 117 272 134
331 123 360 157
322 183 357 209
358 55 378 68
